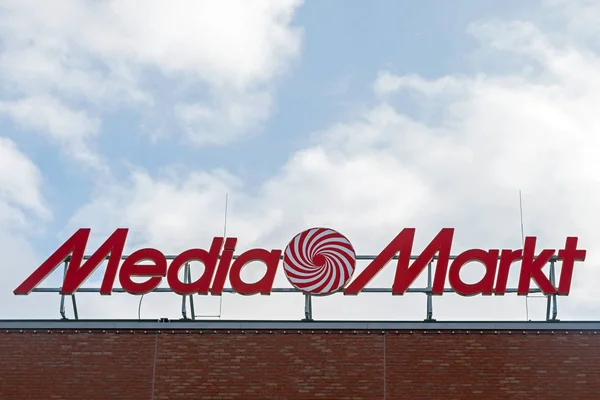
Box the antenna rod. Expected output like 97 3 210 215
520 190 530 321
224 193 228 238
519 190 525 246
219 193 228 319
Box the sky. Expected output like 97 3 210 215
1 0 599 322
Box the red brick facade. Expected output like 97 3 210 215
1 329 599 399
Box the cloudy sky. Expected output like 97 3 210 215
1 0 599 322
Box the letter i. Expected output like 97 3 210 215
210 238 237 294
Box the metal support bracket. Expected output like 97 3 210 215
181 263 196 320
59 258 79 320
303 294 313 321
546 260 559 321
424 261 435 321
47 252 560 322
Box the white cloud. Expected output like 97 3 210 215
0 0 303 159
0 96 102 167
0 137 49 227
373 71 461 96
175 90 273 146
542 0 600 39
0 0 303 89
0 137 58 318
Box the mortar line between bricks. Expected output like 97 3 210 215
383 332 386 400
151 329 159 400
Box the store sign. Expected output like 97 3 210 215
13 227 586 297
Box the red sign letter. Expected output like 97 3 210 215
494 249 522 295
119 248 167 294
344 228 454 295
517 237 556 295
166 238 224 295
13 228 128 295
448 249 499 296
228 249 282 295
557 237 586 295
211 238 237 295
396 229 453 295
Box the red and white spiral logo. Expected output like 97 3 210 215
283 227 356 295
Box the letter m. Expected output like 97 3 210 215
344 228 453 295
13 228 128 295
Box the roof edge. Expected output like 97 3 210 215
1 320 599 331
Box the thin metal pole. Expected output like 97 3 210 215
223 193 228 238
81 253 554 262
519 190 531 322
219 193 228 317
33 286 546 294
519 190 525 245
550 260 558 320
60 260 68 320
545 275 552 321
187 264 195 320
138 294 145 320
426 261 434 321
71 295 79 320
181 263 189 320
217 292 223 319
304 294 312 321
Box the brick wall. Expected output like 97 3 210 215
0 329 599 399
